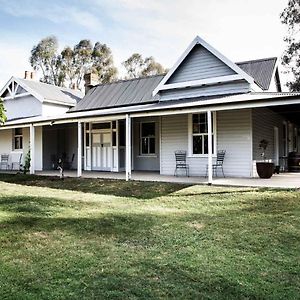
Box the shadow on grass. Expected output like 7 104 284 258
0 173 190 199
0 192 299 299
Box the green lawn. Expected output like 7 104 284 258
0 174 299 299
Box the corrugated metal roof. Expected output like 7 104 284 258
18 78 84 105
236 57 277 90
71 57 278 113
70 75 164 112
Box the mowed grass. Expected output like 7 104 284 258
0 174 299 299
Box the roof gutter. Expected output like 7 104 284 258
1 94 300 129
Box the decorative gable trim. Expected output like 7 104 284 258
157 74 245 92
153 36 254 96
0 77 44 103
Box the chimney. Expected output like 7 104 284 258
84 73 99 94
24 71 30 80
24 71 35 80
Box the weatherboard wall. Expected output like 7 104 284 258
167 45 236 84
160 110 252 177
132 117 160 171
251 108 288 177
4 95 42 120
42 102 71 117
0 126 42 171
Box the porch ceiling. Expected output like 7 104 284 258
270 104 300 126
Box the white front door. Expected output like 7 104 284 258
92 132 111 171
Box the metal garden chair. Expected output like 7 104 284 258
174 150 189 177
206 150 226 177
0 154 9 170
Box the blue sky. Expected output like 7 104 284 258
0 0 289 87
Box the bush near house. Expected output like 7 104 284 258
0 175 299 299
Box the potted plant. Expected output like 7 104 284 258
256 139 274 179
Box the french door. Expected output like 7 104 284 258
92 131 111 171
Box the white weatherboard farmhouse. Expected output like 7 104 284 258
0 36 299 184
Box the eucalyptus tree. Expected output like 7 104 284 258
281 0 300 91
122 53 166 79
30 37 118 89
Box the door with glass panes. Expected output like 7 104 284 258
92 131 111 171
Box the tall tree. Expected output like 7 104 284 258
0 98 7 125
281 0 300 91
30 37 118 89
30 36 63 86
92 42 118 84
122 53 166 79
73 39 93 88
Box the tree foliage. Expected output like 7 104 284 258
281 0 300 91
30 36 117 89
0 97 7 125
30 36 64 86
122 53 167 79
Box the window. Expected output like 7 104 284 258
294 127 298 152
119 120 125 147
140 122 156 155
14 128 23 150
190 113 215 155
92 122 111 130
283 123 288 156
112 132 117 147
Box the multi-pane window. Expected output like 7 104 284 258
191 113 215 155
140 122 156 155
14 128 23 150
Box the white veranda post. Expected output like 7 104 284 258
207 111 213 185
77 122 82 177
125 114 132 181
29 124 35 175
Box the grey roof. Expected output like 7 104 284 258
18 78 84 105
70 75 164 112
237 57 277 90
71 57 278 113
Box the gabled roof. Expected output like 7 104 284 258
70 75 164 113
152 36 255 96
0 77 83 106
237 57 277 90
70 55 279 113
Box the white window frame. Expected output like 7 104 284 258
188 112 217 157
139 121 156 156
13 128 23 151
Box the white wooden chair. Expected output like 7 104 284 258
11 153 23 171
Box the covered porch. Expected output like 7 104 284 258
2 92 300 186
32 170 300 189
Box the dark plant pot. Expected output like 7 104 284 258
256 162 274 179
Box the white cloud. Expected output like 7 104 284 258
89 0 289 81
0 0 291 86
0 1 102 31
0 41 31 87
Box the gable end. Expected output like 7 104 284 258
167 45 236 84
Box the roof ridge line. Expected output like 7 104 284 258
90 74 166 90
